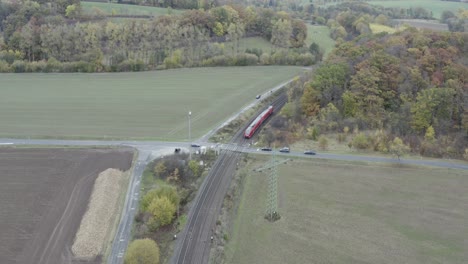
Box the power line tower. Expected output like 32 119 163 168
265 149 280 222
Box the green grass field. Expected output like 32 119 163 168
225 157 467 264
0 66 304 140
224 37 274 54
370 23 398 34
306 25 336 57
367 0 467 19
81 1 182 17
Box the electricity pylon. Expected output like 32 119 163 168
265 149 280 222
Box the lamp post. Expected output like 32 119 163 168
188 111 192 160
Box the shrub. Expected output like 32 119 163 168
318 136 328 150
0 60 11 72
234 53 258 66
11 60 26 73
352 133 369 149
259 53 271 65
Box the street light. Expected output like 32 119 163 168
188 111 192 160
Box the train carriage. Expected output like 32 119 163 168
244 106 273 139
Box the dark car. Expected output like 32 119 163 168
304 150 316 155
261 147 272 151
279 147 290 153
191 143 201 147
256 95 261 99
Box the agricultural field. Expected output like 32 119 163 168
0 148 133 264
81 1 182 17
225 156 467 264
0 66 304 140
306 25 336 57
367 0 467 19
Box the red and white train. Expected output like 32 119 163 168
244 105 273 139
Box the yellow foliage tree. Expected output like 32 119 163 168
124 239 159 264
148 196 176 227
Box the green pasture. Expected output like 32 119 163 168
306 25 335 57
0 66 304 140
225 157 467 264
224 37 274 54
81 1 182 17
367 0 467 19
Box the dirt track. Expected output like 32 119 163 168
0 148 133 264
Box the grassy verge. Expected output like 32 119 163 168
0 66 304 140
224 155 467 264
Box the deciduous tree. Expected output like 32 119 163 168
124 239 160 264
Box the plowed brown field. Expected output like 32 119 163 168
0 148 133 264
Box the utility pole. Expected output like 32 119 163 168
265 148 280 222
188 111 192 160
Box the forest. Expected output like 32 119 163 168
275 27 468 159
0 0 316 72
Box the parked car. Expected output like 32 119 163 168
261 147 272 151
191 143 201 147
304 150 316 155
279 147 290 153
256 95 261 99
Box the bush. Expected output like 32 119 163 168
0 60 11 72
11 60 26 73
259 53 271 65
25 60 47 72
352 133 369 149
318 136 328 150
46 57 61 72
234 53 258 66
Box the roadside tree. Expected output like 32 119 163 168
124 238 160 264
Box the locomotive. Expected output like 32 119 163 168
244 106 273 139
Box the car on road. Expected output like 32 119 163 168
304 150 316 155
261 147 272 151
279 147 290 153
191 143 201 147
256 95 261 99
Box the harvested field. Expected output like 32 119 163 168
225 156 468 264
0 148 133 264
72 168 128 259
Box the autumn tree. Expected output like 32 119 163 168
140 186 179 212
124 239 160 264
271 18 292 49
389 137 410 160
148 196 176 227
188 160 201 178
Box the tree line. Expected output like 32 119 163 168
271 28 468 160
0 1 317 72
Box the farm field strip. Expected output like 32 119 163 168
225 156 468 264
367 0 467 19
0 148 133 264
0 66 304 140
81 1 181 17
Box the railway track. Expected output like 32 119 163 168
172 92 288 264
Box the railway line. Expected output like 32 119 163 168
172 92 288 264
